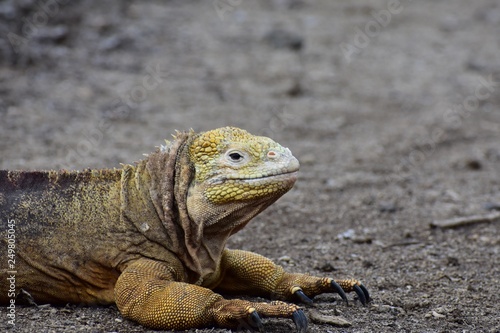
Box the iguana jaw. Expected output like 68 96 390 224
232 169 299 182
211 166 299 184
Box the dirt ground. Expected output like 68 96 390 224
1 0 500 332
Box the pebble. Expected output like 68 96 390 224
483 202 500 211
378 201 398 213
35 25 69 43
309 309 352 327
373 304 405 315
429 310 446 319
278 255 295 265
465 159 482 170
318 262 336 272
352 236 373 244
446 256 460 267
263 28 304 51
98 35 124 51
337 228 355 240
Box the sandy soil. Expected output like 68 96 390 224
1 0 500 332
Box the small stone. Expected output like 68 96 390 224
444 189 461 201
309 309 351 327
98 35 124 51
278 255 294 265
446 256 460 267
35 25 69 43
263 28 304 51
337 229 355 240
378 201 398 213
483 202 500 211
139 222 150 232
466 159 482 170
286 80 305 97
352 236 373 244
318 263 336 272
374 304 405 315
324 178 338 188
362 260 374 268
432 310 446 319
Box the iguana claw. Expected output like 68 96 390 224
292 309 308 333
249 310 264 332
294 289 314 305
353 285 367 305
330 280 349 304
356 284 370 305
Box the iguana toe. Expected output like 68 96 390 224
353 285 367 305
249 310 264 332
292 309 308 333
292 287 314 305
330 279 349 304
356 284 371 305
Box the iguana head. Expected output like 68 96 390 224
186 127 299 230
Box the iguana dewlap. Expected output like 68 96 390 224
0 127 369 332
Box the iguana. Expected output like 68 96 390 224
0 126 369 332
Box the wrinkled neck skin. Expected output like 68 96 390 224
186 184 280 285
120 134 189 277
120 134 281 285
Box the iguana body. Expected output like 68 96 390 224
0 127 369 331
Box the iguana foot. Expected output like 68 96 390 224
212 299 307 333
287 276 370 306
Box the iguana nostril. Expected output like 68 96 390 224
267 150 278 158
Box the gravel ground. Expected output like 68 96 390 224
1 0 500 332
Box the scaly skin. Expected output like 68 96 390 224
0 127 369 331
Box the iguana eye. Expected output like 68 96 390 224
226 150 245 163
229 152 243 161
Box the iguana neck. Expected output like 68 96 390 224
119 134 221 282
120 161 183 255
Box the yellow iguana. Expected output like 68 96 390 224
0 126 369 332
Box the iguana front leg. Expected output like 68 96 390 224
216 249 370 306
114 258 307 331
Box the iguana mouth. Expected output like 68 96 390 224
249 170 298 180
226 170 299 181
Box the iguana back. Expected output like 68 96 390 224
0 169 129 304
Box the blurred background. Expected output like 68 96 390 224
1 0 499 171
1 1 499 332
